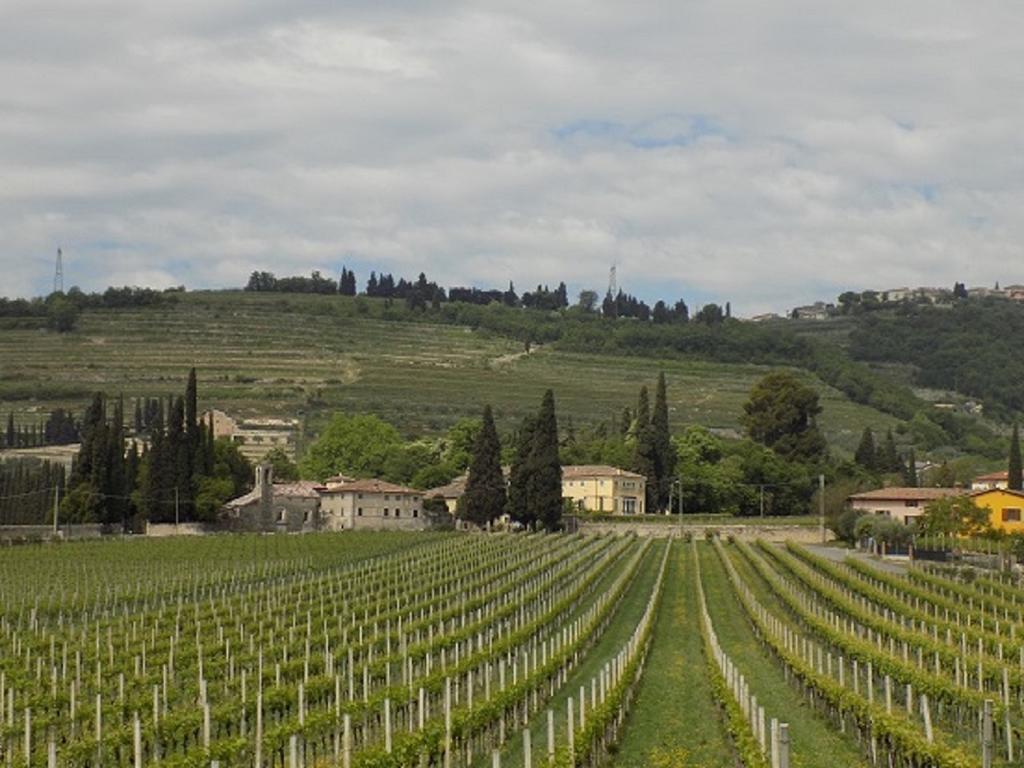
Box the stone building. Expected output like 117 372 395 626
221 464 321 532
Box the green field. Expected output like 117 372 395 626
0 291 897 455
0 532 1007 767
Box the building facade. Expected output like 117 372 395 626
221 465 322 532
562 465 646 515
971 488 1024 533
847 487 965 525
318 478 428 531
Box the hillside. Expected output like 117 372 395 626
0 291 901 456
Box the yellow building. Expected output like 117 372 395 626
971 488 1024 533
562 465 646 515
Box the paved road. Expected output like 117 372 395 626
804 544 909 574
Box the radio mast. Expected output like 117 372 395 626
53 248 64 294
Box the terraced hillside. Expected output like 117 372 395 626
0 291 897 453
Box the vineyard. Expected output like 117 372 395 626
1 531 1022 767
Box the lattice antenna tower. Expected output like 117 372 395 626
54 248 64 294
607 264 617 297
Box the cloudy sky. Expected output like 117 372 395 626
3 1 1023 314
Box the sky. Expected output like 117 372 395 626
3 1 1024 315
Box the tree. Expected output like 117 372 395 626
577 290 598 313
300 413 404 480
740 371 827 463
46 296 79 333
854 427 877 470
526 390 563 531
918 495 991 537
905 448 918 487
5 412 13 449
1010 423 1023 491
460 406 507 526
631 386 657 513
507 414 536 526
880 429 900 473
263 447 299 482
651 373 677 511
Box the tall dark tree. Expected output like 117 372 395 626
854 427 877 470
904 448 918 488
1010 423 1023 491
526 390 563 531
507 415 536 526
5 412 14 448
460 406 507 526
651 373 677 511
741 371 827 463
185 367 200 478
880 429 900 473
632 386 657 513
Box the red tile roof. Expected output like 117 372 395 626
320 479 420 495
562 465 645 480
848 487 965 502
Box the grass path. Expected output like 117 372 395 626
612 542 734 768
491 540 665 766
700 543 868 768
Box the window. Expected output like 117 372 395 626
384 508 389 517
357 508 363 516
384 495 390 501
904 500 918 507
358 493 363 499
1003 508 1022 522
395 509 401 518
622 497 637 515
413 509 419 518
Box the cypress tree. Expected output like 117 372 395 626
185 368 199 474
133 400 143 434
651 373 677 511
854 427 877 470
106 398 127 529
632 386 657 514
461 405 507 526
905 448 918 487
1010 424 1023 491
5 412 14 448
526 390 563 531
881 429 900 473
507 415 536 526
619 408 632 437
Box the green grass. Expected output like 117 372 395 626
0 291 898 454
494 540 665 766
698 543 868 768
613 541 734 768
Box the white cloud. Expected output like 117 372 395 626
3 1 1024 314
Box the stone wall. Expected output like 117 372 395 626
578 521 832 542
0 524 105 542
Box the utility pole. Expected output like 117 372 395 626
759 484 765 518
174 487 179 530
819 474 826 543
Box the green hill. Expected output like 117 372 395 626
0 290 902 456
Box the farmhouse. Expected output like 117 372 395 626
221 467 435 532
319 478 428 531
847 486 966 526
562 465 646 514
